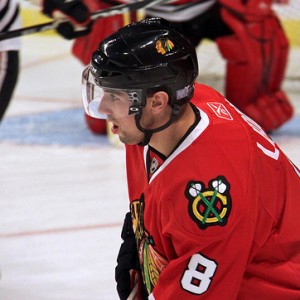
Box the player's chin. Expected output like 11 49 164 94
119 132 143 145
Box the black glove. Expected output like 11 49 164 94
43 0 93 39
115 212 147 300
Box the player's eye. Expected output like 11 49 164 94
109 93 120 102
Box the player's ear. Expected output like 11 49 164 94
150 91 169 114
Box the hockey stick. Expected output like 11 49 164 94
127 275 139 300
0 0 169 41
127 281 138 300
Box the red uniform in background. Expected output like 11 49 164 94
125 83 300 299
217 0 293 132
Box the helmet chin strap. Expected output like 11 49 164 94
135 105 180 146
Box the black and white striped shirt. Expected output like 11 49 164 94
0 0 21 50
104 0 217 22
146 0 217 22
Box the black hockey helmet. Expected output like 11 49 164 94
94 17 197 102
82 17 199 143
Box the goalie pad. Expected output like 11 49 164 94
243 91 293 132
216 0 293 131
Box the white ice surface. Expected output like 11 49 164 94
0 34 299 300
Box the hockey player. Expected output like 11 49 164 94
82 18 300 299
0 0 21 122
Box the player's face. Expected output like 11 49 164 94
100 90 145 145
81 66 143 120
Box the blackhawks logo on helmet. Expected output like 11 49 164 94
155 38 174 55
185 176 232 229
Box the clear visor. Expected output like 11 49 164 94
81 66 143 119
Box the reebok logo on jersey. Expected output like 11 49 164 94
207 102 233 120
184 176 232 229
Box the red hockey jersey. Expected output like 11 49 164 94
125 83 300 299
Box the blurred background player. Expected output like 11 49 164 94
0 0 21 122
38 0 294 134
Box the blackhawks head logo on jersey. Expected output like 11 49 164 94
131 195 168 295
185 176 232 229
